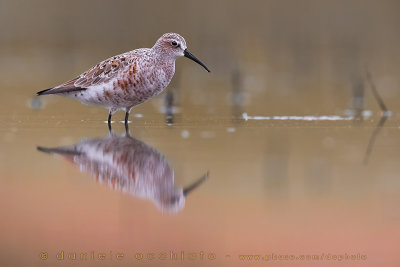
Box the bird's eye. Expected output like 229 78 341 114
171 41 178 47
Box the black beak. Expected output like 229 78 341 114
183 171 209 196
184 49 210 72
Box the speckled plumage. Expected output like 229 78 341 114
37 33 210 124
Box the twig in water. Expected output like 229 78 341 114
365 69 388 112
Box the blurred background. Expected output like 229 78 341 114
1 0 400 115
1 0 400 266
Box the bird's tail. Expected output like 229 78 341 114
36 81 86 95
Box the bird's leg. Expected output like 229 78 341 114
107 111 112 132
124 110 130 124
124 108 131 133
124 119 129 133
124 122 131 137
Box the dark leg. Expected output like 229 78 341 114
124 111 129 133
108 111 112 132
125 122 130 135
124 110 130 124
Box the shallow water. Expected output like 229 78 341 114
2 1 400 266
2 95 400 267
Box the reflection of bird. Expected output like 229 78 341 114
37 131 208 214
37 33 210 128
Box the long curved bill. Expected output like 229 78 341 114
183 171 209 196
184 49 211 72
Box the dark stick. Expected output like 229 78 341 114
363 68 390 164
365 70 388 112
363 115 388 164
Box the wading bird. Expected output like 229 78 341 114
37 33 210 129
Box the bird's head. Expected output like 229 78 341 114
153 33 210 72
156 191 186 214
154 171 209 214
